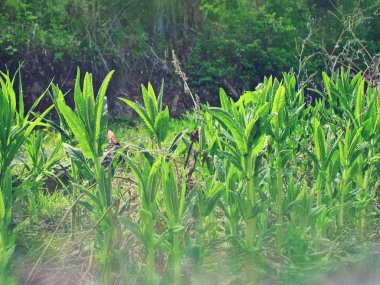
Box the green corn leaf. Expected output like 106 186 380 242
148 83 159 114
121 153 145 191
218 148 243 172
2 169 12 222
354 79 365 123
339 141 345 167
322 72 332 101
167 130 187 155
257 102 269 118
351 72 362 88
203 179 224 217
162 161 178 223
141 208 155 225
0 71 16 114
56 98 94 158
325 133 342 169
78 200 94 212
74 183 103 210
73 67 82 102
181 189 196 225
25 104 55 137
43 142 64 171
336 90 358 128
83 72 95 112
245 115 260 149
219 88 231 111
1 245 15 273
24 80 52 123
120 217 144 243
311 205 326 217
83 73 96 134
0 187 5 221
119 98 155 139
350 142 368 163
155 231 172 249
157 79 164 112
98 96 108 154
95 70 114 146
270 85 285 129
154 107 170 143
73 69 86 124
178 171 187 221
314 118 326 163
250 134 267 157
347 127 363 159
292 137 320 169
98 166 113 208
208 107 246 154
146 158 162 207
63 143 95 179
343 122 352 156
17 67 24 122
142 83 157 121
4 130 27 170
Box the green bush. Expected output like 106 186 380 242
187 3 299 102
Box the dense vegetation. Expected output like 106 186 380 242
0 66 379 284
1 1 379 284
1 0 379 110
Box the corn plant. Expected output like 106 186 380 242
207 89 267 248
304 118 341 207
24 131 63 183
10 131 63 220
193 174 224 242
0 69 50 281
217 162 243 247
120 155 163 285
119 81 169 148
161 160 195 285
52 69 116 283
0 65 376 284
315 68 379 135
0 169 15 283
337 122 368 229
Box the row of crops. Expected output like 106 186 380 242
0 67 379 284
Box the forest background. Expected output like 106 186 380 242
1 0 379 114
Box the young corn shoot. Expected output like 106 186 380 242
120 155 162 285
119 81 169 149
207 88 267 249
161 160 194 285
52 69 115 283
0 69 49 280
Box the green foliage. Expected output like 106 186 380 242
187 2 299 98
0 69 48 281
52 68 114 161
52 69 118 283
0 0 78 58
119 81 169 148
1 67 380 284
2 0 379 106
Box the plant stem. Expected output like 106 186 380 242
70 162 79 238
246 152 257 248
146 217 155 285
246 177 256 248
316 170 325 206
338 173 347 230
275 141 283 251
173 230 181 285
